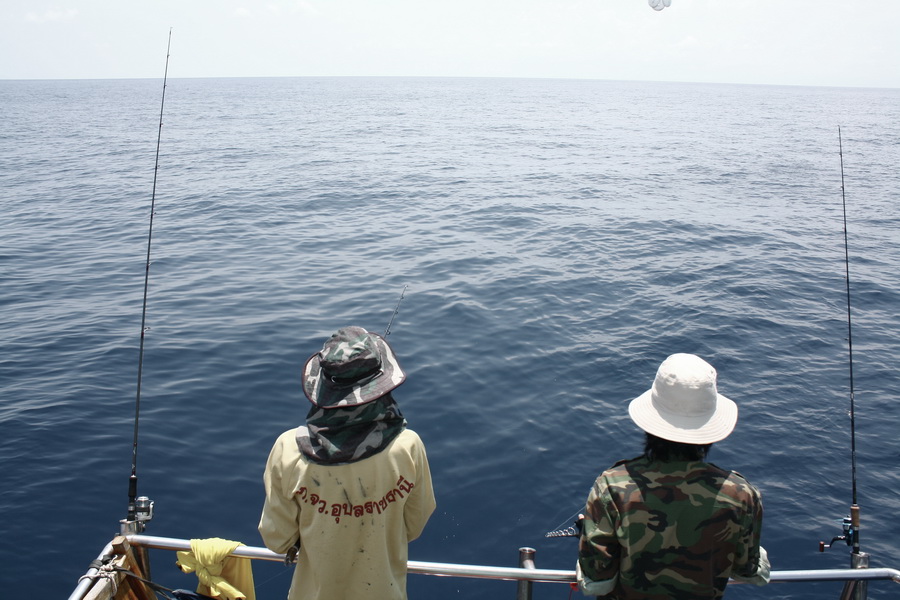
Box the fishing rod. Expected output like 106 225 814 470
839 126 861 557
384 285 408 337
124 29 172 531
819 126 862 562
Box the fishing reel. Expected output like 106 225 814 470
284 538 302 566
545 514 585 538
120 495 155 535
819 514 854 552
134 496 155 523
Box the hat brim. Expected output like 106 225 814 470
628 388 738 444
302 332 405 408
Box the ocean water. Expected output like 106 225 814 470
1 76 898 600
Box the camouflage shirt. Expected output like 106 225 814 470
578 455 764 599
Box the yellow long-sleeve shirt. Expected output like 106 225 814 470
259 427 435 600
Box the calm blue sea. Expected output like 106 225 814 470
1 77 899 599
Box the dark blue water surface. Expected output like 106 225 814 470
1 77 899 599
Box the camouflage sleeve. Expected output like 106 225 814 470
733 546 771 585
731 481 765 580
577 475 620 584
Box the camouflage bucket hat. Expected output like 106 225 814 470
628 353 738 444
302 326 406 408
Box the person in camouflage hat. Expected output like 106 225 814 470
577 353 770 599
259 326 436 600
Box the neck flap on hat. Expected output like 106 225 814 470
296 393 407 465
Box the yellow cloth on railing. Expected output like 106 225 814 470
175 537 256 600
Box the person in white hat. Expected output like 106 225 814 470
259 326 436 600
577 353 770 599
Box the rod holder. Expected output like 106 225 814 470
839 552 870 600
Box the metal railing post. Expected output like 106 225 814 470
517 547 536 600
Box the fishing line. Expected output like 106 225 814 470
127 29 172 523
838 126 860 555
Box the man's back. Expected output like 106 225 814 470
260 427 435 600
580 455 764 599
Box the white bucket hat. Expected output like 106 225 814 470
628 353 738 444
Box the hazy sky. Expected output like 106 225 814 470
2 0 898 88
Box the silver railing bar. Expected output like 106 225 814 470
67 541 115 600
127 535 900 585
767 569 900 584
128 535 572 582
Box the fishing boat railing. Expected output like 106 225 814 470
70 534 900 600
